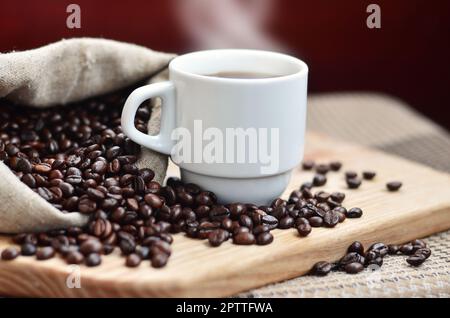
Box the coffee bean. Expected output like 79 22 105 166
329 161 342 171
415 248 431 259
255 232 273 245
311 261 332 276
386 181 402 191
340 252 365 267
345 171 357 179
66 251 84 264
233 232 256 245
400 243 415 255
151 253 168 268
144 193 163 209
411 239 427 250
315 164 330 175
362 171 376 180
346 177 362 189
297 223 312 237
21 243 37 256
348 241 364 255
323 211 339 227
85 253 102 267
308 216 323 227
278 216 294 229
330 192 345 203
344 262 364 274
208 229 229 247
346 207 363 218
79 239 103 255
126 253 142 267
1 247 19 260
16 157 32 173
34 163 52 174
302 160 315 170
78 197 97 214
261 214 278 230
406 254 426 267
368 242 388 257
312 174 327 186
36 247 56 260
388 244 400 255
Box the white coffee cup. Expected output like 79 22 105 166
121 49 308 205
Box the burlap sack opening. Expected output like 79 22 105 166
0 38 176 233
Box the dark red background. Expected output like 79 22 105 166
1 0 449 128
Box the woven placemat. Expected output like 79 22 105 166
239 93 450 298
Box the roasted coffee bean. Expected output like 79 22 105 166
210 206 230 222
345 171 357 179
78 197 97 214
253 224 270 236
348 241 364 255
144 193 163 209
340 252 365 267
344 262 364 274
323 211 339 227
388 244 400 255
415 248 431 259
208 229 229 247
312 174 327 186
400 243 415 255
346 177 362 189
34 163 52 174
239 214 253 228
126 253 142 267
308 216 323 227
386 181 402 191
315 191 330 203
16 157 32 173
256 232 273 245
311 261 332 276
261 214 278 230
151 253 168 268
315 164 330 175
302 160 315 170
36 247 56 260
368 242 388 257
66 251 85 264
85 253 102 267
330 192 345 203
362 171 376 180
79 239 103 255
406 254 426 267
346 207 363 218
21 243 37 256
195 191 216 206
411 239 427 250
278 216 294 229
297 223 312 237
1 247 19 260
329 161 342 171
233 232 256 245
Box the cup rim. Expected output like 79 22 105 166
169 49 308 84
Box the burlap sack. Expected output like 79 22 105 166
0 38 175 233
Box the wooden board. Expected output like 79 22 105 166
1 132 450 297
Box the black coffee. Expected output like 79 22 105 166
205 71 282 79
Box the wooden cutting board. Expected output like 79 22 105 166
1 132 450 297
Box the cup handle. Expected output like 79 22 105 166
121 82 176 155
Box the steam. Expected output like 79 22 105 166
176 0 286 51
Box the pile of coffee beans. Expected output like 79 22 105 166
0 91 366 268
302 160 402 192
310 239 431 276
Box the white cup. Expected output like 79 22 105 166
121 49 308 205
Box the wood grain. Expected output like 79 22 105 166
1 132 450 297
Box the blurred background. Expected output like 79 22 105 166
1 0 449 128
